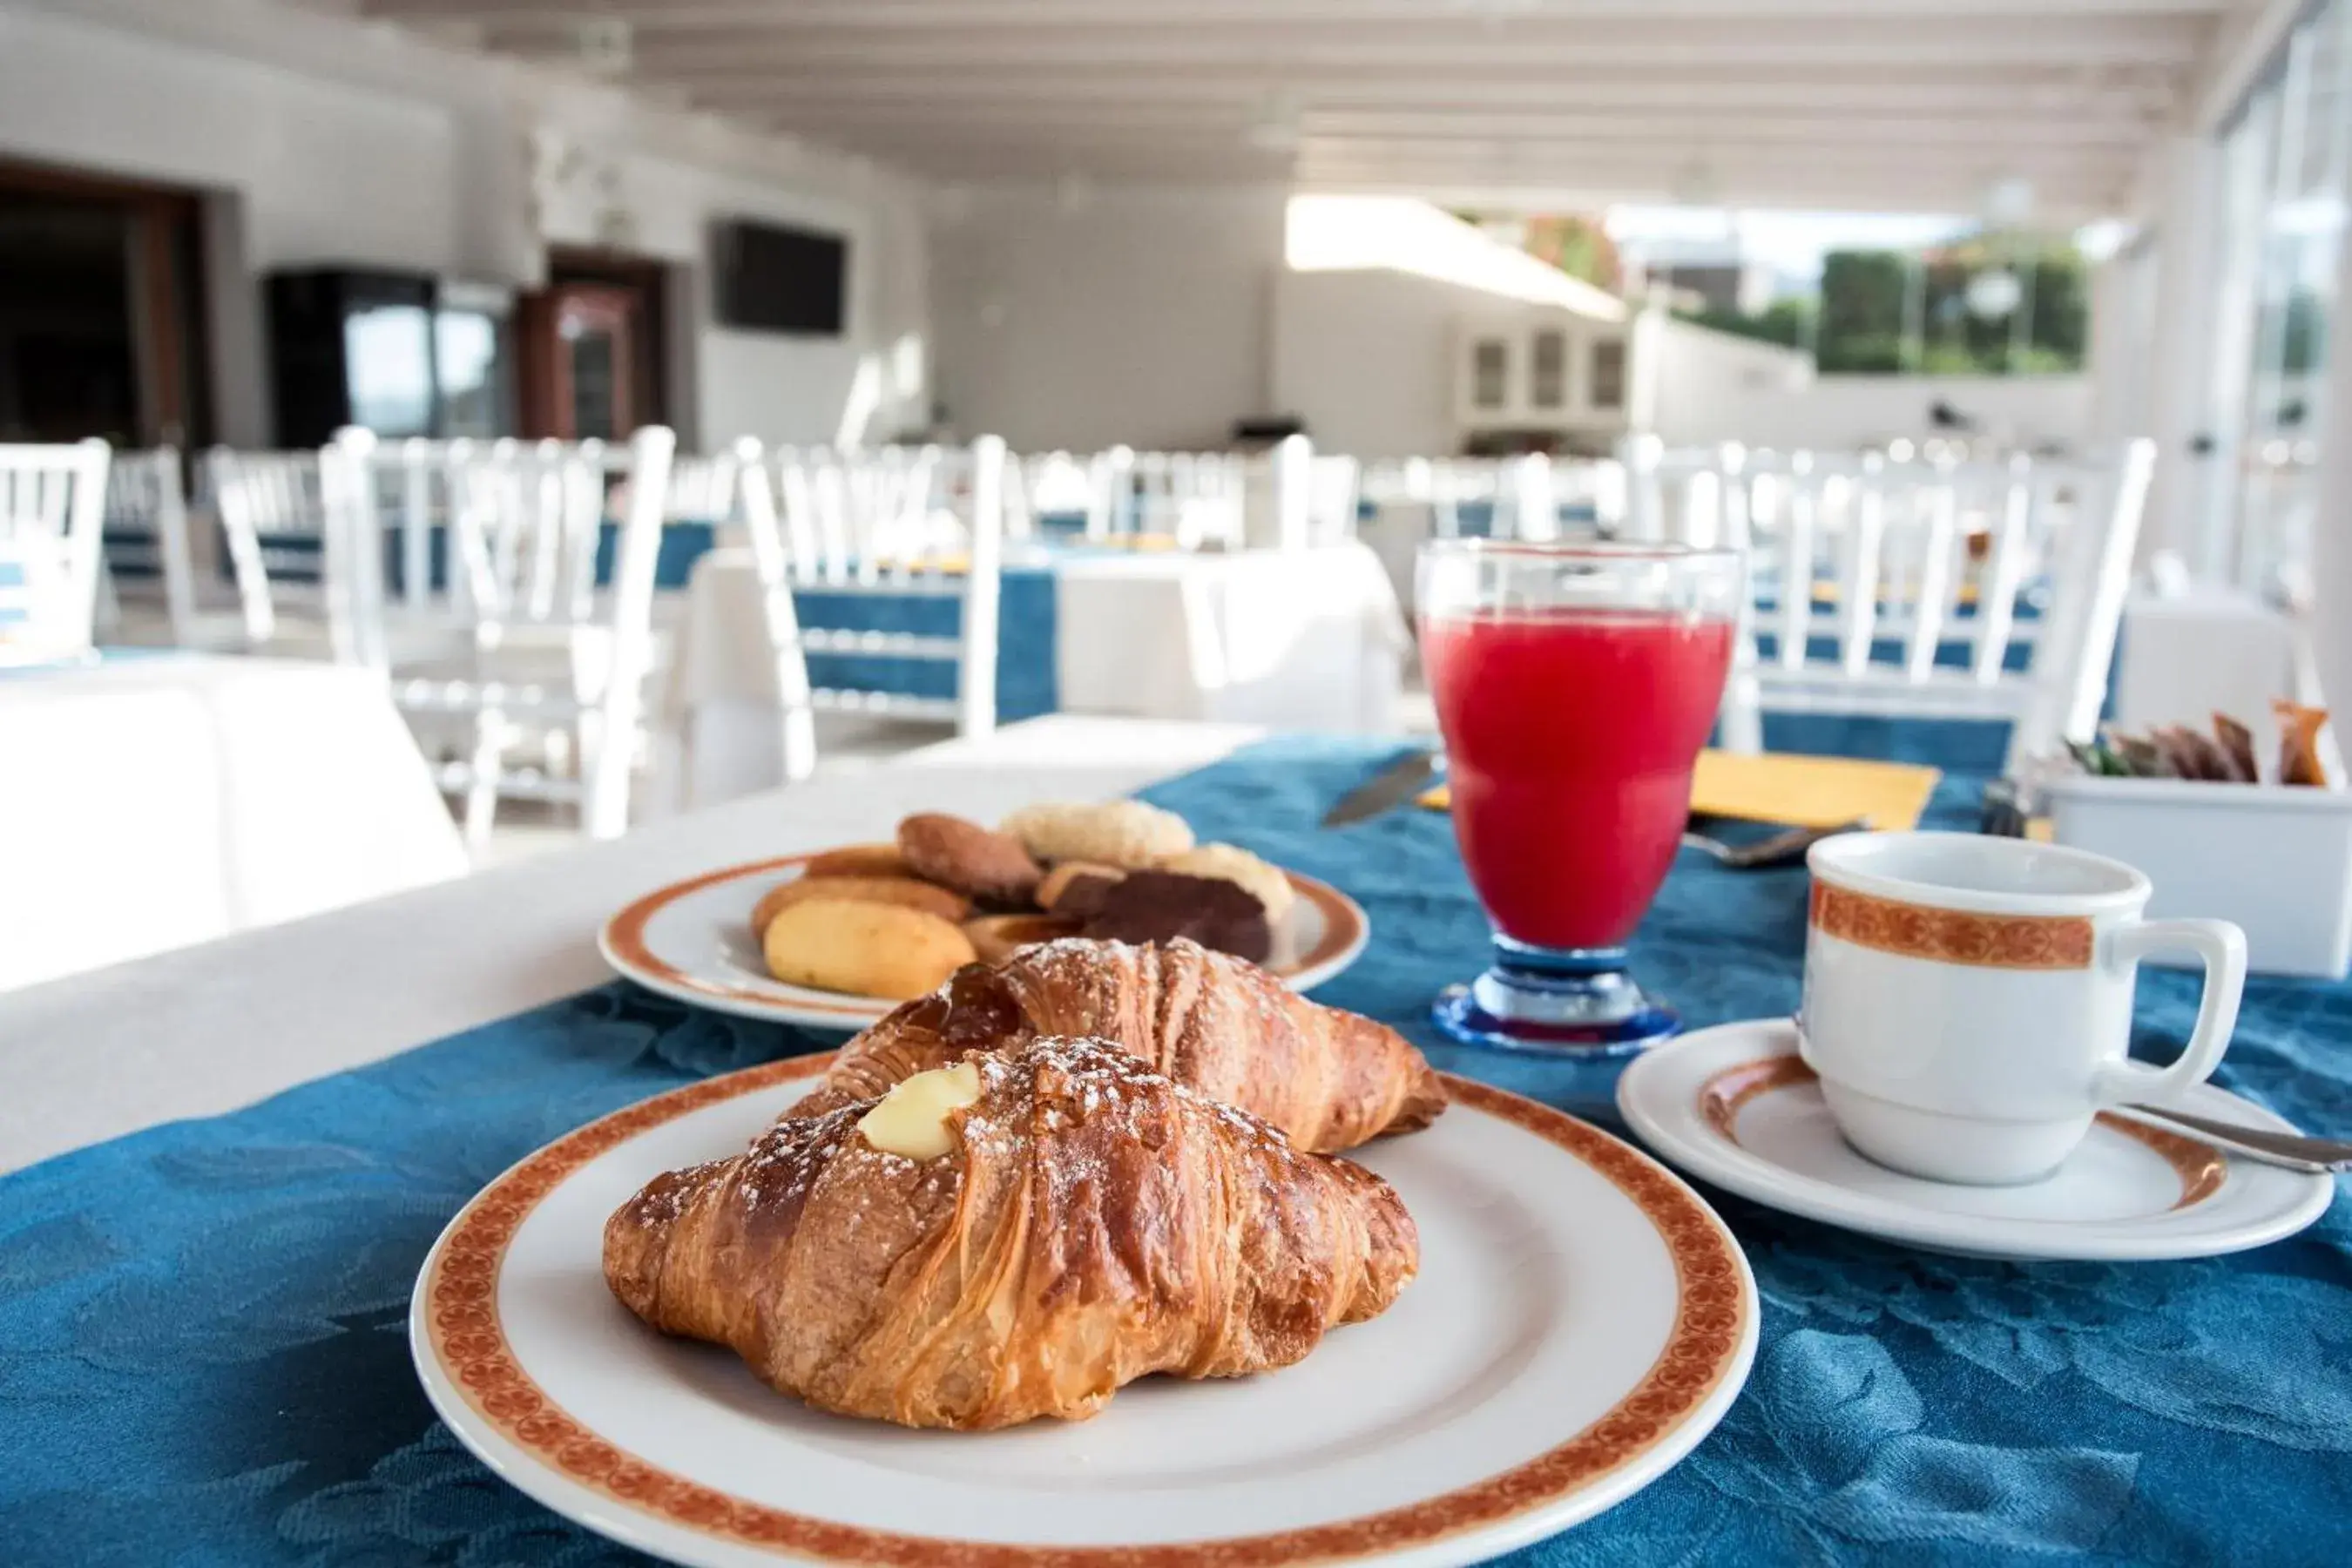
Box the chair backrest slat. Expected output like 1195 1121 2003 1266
1651 440 2155 767
1970 454 2038 686
0 439 110 663
2008 441 2156 768
1902 468 1961 683
736 436 1010 764
100 448 199 638
1836 456 1888 677
1774 455 1818 669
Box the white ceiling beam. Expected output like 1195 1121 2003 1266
822 119 2136 172
2185 0 2307 130
736 104 2160 148
591 24 2215 74
669 74 2178 114
366 0 2228 24
905 143 2132 207
1290 168 2132 219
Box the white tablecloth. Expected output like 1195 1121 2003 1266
0 656 469 994
1050 544 1409 729
0 715 1260 1173
657 544 1408 808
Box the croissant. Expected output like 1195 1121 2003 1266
795 936 1445 1152
605 1036 1419 1430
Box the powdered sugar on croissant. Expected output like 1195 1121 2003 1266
800 936 1446 1151
604 1037 1419 1430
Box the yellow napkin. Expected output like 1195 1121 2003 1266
1419 749 1942 831
1805 579 1982 608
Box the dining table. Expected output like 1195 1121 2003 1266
658 543 1409 808
0 652 470 993
3 713 2348 1566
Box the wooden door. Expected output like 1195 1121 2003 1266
0 158 209 449
517 284 641 442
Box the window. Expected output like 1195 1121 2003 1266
2200 0 2350 586
1589 339 1625 410
1529 330 1566 409
1470 338 1509 409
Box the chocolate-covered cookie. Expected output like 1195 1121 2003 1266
1037 861 1126 917
1082 869 1273 963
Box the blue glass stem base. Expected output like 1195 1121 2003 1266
1431 936 1681 1057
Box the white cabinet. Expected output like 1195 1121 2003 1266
1455 314 1632 436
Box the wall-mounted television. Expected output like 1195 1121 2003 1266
712 219 847 335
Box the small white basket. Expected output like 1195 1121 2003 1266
2044 774 2352 980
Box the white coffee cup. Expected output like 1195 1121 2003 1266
1801 831 2247 1186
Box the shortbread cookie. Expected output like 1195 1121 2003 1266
802 842 910 880
752 875 969 940
897 813 1044 904
1000 801 1195 869
761 899 977 999
1158 843 1294 923
962 913 1084 965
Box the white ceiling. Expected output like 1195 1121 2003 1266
362 0 2262 217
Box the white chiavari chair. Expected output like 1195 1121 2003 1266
1423 458 1507 538
737 435 1006 781
362 426 676 845
97 447 209 646
1129 449 1247 550
1005 450 1086 539
664 448 745 531
1306 454 1363 546
203 447 362 661
0 439 110 667
1087 445 1135 538
1706 440 2155 773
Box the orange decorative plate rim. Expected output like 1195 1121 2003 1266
1696 1055 2228 1211
1617 1018 2335 1264
598 852 1371 1024
413 1061 1757 1568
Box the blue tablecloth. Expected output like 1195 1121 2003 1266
229 523 1064 725
3 729 2348 1565
793 568 1058 725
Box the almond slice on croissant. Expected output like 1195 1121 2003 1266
604 1037 1419 1430
796 936 1446 1152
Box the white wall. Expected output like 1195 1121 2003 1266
930 184 1286 450
1272 268 1463 457
1270 267 2081 462
1643 318 1815 446
0 0 930 448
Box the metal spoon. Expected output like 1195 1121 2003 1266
2118 1103 2352 1174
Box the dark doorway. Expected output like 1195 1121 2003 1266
517 248 670 441
0 159 211 448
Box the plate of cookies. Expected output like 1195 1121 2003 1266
598 799 1371 1029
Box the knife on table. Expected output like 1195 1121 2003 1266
1322 750 1443 828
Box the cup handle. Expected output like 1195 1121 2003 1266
2091 918 2248 1108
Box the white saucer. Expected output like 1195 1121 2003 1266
1617 1018 2335 1261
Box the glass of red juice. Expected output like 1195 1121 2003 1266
1418 539 1742 1053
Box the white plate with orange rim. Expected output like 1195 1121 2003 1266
410 1057 1759 1568
1617 1018 2335 1262
598 851 1372 1031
